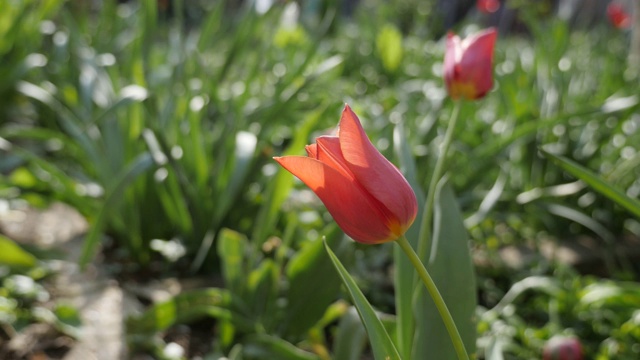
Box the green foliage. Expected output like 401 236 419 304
0 0 64 122
542 149 640 219
376 24 404 73
0 235 37 268
1 1 343 270
2 0 640 358
0 245 81 342
413 181 477 359
324 240 401 360
128 226 350 358
478 269 640 359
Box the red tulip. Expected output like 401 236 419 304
543 336 583 360
607 3 631 29
274 105 418 244
477 0 500 14
444 28 497 100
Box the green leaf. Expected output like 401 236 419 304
0 235 37 268
252 108 324 244
332 306 367 360
247 259 279 326
52 303 82 337
215 131 258 222
376 24 403 73
217 228 249 295
79 152 155 268
542 150 640 219
126 288 252 335
283 226 345 337
243 334 321 360
579 281 640 309
324 240 401 360
488 276 561 314
413 181 477 359
392 122 425 358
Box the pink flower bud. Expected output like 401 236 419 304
444 28 497 100
543 336 583 360
477 0 500 14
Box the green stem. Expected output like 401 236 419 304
417 100 462 260
396 235 469 360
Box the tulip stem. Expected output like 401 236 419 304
417 100 462 261
396 235 469 360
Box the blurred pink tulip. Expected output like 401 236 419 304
607 3 631 29
543 336 583 360
444 28 497 100
477 0 500 14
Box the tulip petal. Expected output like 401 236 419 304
459 28 496 98
274 155 397 243
337 105 417 229
444 33 462 97
305 144 318 158
316 136 353 178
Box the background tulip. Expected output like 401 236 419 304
607 3 631 29
543 336 583 360
274 105 418 244
444 28 497 100
477 0 500 14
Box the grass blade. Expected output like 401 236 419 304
126 288 252 335
79 152 155 268
542 149 640 219
332 306 367 360
0 235 37 268
243 334 321 360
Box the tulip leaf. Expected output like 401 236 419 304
0 235 37 268
214 131 258 222
324 240 401 360
126 288 252 335
542 149 640 219
376 24 403 73
392 122 426 358
283 226 346 338
252 108 324 245
247 259 278 324
413 180 476 359
217 228 249 296
80 152 155 268
332 306 367 360
242 334 321 360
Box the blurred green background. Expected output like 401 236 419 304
1 0 639 359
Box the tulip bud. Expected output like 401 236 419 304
542 336 583 360
477 0 500 14
274 105 418 244
607 3 631 29
444 28 497 100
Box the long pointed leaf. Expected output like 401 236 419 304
324 240 401 360
283 226 345 337
243 334 321 360
126 288 252 335
392 122 425 358
413 180 477 359
542 150 640 219
79 152 155 268
332 307 367 360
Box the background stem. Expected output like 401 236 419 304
396 235 469 360
417 100 462 261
